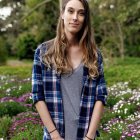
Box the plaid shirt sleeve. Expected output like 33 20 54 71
32 46 45 105
96 50 108 106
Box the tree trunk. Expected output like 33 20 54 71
116 21 124 59
59 0 62 10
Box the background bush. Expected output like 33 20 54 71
0 102 27 117
15 33 37 60
0 116 12 138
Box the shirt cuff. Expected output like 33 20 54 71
96 95 107 106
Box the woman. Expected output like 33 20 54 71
32 0 108 140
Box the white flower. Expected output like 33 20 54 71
124 82 129 85
136 102 140 105
124 108 128 114
6 88 11 92
118 110 120 113
120 104 123 108
19 86 22 90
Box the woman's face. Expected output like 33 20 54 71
62 0 85 35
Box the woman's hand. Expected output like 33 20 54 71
83 137 89 140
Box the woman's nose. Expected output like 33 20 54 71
73 13 78 21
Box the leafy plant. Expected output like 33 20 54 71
11 123 43 140
9 111 43 139
16 33 37 60
0 115 12 138
107 95 121 108
10 124 43 140
0 102 27 117
114 103 138 119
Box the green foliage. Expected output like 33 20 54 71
107 95 121 108
0 102 27 117
115 103 137 119
125 45 140 57
16 33 37 60
13 83 31 97
106 121 126 140
90 0 140 58
0 66 31 99
0 82 31 98
122 93 132 101
0 0 140 59
101 108 115 125
10 124 43 140
0 37 8 65
0 116 12 138
9 111 43 140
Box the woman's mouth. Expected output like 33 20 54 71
70 23 79 27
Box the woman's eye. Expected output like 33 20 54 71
68 9 73 13
79 12 85 16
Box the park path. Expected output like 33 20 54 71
7 60 32 67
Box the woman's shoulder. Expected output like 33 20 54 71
35 38 55 55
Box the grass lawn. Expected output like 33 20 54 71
104 57 140 88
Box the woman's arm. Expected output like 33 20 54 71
84 101 104 140
32 47 64 140
35 101 64 140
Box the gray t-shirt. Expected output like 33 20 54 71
61 63 83 140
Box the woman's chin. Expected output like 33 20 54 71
69 29 80 35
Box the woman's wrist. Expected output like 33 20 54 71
86 131 96 140
85 135 94 140
49 128 57 134
50 129 61 139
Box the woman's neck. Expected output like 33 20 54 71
65 31 79 46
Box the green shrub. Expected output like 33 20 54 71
10 124 43 140
0 102 27 117
99 118 127 140
101 108 115 125
125 45 140 57
9 111 43 140
0 115 12 138
16 33 37 60
114 103 137 119
5 82 31 98
122 93 132 101
107 95 121 108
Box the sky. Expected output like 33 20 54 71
0 7 12 20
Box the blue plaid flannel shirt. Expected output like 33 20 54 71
32 40 108 140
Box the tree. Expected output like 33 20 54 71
89 0 140 58
0 0 59 59
0 37 8 65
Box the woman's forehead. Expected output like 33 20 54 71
65 0 85 10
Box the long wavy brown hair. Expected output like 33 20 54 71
43 0 99 79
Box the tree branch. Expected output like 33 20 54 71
20 0 52 22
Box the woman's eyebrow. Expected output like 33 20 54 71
67 7 85 11
78 9 85 12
